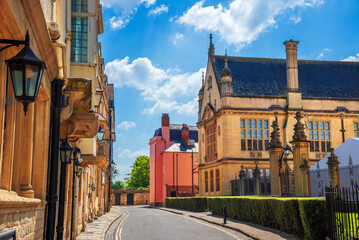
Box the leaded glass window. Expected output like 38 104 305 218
71 17 88 63
72 0 88 12
355 122 359 138
308 121 331 152
240 118 269 151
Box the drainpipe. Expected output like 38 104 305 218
45 79 64 240
176 153 178 192
192 149 194 194
57 159 68 239
154 144 156 205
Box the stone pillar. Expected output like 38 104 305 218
268 120 283 195
253 162 261 195
239 165 246 196
19 104 35 198
300 158 311 197
327 148 340 188
290 112 310 197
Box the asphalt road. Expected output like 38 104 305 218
118 206 248 240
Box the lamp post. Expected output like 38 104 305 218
70 148 81 240
1 31 47 114
279 144 293 196
97 125 105 141
57 138 74 239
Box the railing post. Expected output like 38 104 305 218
223 205 227 224
325 187 335 240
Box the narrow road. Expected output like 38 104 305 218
117 206 249 240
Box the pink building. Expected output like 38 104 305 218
149 114 199 206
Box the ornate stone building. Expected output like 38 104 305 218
198 35 359 196
0 0 115 239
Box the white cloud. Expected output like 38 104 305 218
171 33 184 45
104 0 156 30
342 53 359 62
290 15 301 24
117 121 136 131
148 4 169 16
317 48 331 59
109 16 131 30
177 0 324 49
105 57 204 116
118 148 149 158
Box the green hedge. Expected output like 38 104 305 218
166 196 328 239
166 197 208 212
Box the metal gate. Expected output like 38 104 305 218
325 186 359 240
115 193 121 205
280 165 295 197
127 193 134 205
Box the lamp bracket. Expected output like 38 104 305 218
0 40 26 52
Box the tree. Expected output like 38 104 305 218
125 156 149 189
112 181 125 190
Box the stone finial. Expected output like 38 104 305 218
202 72 204 86
292 111 307 141
327 148 340 188
208 34 215 56
327 148 339 165
269 120 282 148
239 165 246 179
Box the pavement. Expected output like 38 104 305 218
77 205 298 240
157 207 299 240
77 206 123 240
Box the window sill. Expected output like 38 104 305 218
0 189 46 209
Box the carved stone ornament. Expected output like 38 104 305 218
269 120 282 148
292 111 308 141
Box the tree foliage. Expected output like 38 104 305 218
112 181 125 190
125 156 149 189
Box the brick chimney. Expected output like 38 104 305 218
161 113 170 145
181 124 191 147
284 39 302 110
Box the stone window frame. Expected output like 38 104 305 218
240 118 270 151
215 169 220 192
354 122 359 138
210 170 214 192
308 120 331 152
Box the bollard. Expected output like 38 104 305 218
223 205 227 224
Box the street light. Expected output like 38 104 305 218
97 125 105 141
2 31 47 114
279 144 293 169
70 147 81 240
74 159 82 177
59 137 73 163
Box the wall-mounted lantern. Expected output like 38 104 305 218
1 31 47 113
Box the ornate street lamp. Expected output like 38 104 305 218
1 31 47 114
97 125 105 141
59 137 73 163
74 159 82 177
283 145 293 158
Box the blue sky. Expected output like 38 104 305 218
99 0 359 182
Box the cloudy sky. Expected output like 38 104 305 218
99 0 359 181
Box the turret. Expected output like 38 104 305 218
220 51 233 96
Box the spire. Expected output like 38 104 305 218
208 33 215 56
221 50 232 78
225 49 228 67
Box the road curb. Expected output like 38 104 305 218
103 207 124 239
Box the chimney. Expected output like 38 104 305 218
181 124 190 146
284 39 302 110
161 113 170 146
161 113 169 127
284 39 299 91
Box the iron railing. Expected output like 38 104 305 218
325 186 359 240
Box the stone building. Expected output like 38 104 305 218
149 114 199 206
112 189 149 206
0 0 115 239
198 35 359 196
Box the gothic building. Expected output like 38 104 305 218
197 34 359 196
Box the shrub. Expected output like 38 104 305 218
166 196 327 239
165 197 207 212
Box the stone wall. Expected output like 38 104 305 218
0 191 46 239
112 190 149 206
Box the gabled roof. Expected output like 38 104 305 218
213 55 359 99
152 124 198 142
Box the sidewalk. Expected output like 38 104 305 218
157 207 298 240
77 206 123 240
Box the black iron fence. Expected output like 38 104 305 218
325 186 359 240
231 176 270 196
